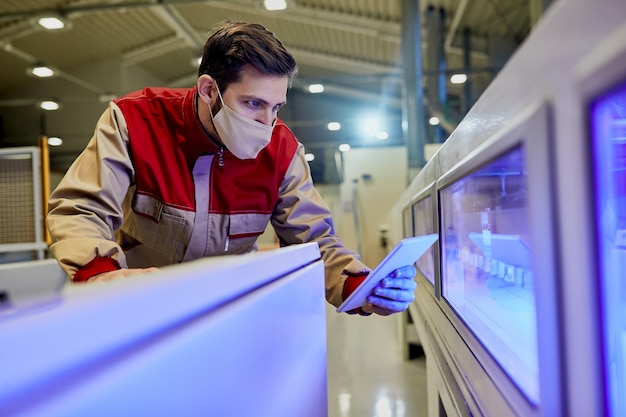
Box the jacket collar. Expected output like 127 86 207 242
183 86 221 154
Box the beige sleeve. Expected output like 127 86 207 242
271 144 371 307
47 102 133 278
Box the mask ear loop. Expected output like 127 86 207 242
208 78 226 167
207 79 225 120
214 80 225 107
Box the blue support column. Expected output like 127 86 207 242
401 0 427 177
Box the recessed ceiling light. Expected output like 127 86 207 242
28 65 55 78
191 57 202 68
305 153 315 162
307 84 324 94
264 0 287 11
360 115 381 138
47 137 63 146
327 122 341 131
40 100 60 111
429 116 440 126
98 93 118 103
32 14 71 31
376 131 389 140
450 73 468 84
339 144 351 152
38 17 65 30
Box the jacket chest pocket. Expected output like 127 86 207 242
130 193 187 263
225 213 272 255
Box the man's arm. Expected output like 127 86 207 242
47 103 134 281
270 144 371 308
271 144 418 315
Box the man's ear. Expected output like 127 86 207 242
197 75 216 105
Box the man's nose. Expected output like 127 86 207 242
256 109 275 126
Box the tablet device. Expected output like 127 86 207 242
468 232 532 269
337 234 438 313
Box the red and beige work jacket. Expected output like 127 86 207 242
47 87 369 307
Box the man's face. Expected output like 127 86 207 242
218 65 289 126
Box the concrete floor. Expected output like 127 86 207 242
326 304 428 417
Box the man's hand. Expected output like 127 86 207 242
361 265 417 316
87 267 159 283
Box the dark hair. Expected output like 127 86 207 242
198 21 298 91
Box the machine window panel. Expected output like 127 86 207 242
439 144 539 404
590 78 626 417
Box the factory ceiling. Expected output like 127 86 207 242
0 0 541 172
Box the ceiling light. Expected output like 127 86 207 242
28 65 55 78
32 14 71 31
264 0 287 10
305 153 315 162
307 84 324 94
191 57 202 68
450 73 468 84
376 131 389 140
38 17 65 30
47 137 63 146
98 93 118 103
360 115 381 138
40 100 60 111
429 116 440 126
327 122 341 131
339 144 351 152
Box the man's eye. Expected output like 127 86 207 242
247 100 261 109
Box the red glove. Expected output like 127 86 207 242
342 274 372 316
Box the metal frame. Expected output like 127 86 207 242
434 101 561 416
410 181 437 290
571 20 626 417
0 146 46 260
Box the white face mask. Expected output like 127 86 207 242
208 83 275 160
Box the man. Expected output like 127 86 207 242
47 21 416 316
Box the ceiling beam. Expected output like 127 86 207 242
445 0 469 52
122 36 185 66
151 3 204 51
